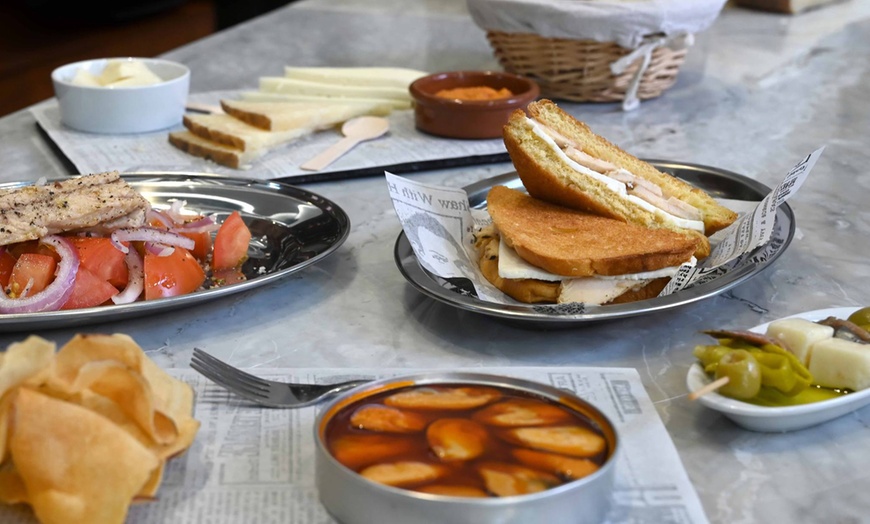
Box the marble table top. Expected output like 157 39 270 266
2 0 870 522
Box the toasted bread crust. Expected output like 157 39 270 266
607 277 669 304
168 131 262 169
523 100 737 235
183 115 246 150
487 186 698 277
503 101 739 258
476 235 559 303
476 234 668 305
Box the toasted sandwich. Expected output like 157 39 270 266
502 100 737 259
477 186 698 305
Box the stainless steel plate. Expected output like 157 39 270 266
394 161 795 325
0 172 350 331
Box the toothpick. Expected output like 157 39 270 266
689 376 730 401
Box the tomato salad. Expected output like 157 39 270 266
0 204 252 314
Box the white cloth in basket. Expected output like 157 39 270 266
466 0 727 49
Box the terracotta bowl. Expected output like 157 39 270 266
409 71 540 139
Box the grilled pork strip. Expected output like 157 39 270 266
0 172 151 246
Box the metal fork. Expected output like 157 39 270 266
190 348 370 408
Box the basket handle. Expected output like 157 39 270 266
611 33 694 111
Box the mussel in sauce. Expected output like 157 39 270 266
350 405 428 433
505 426 607 458
426 419 488 461
472 399 573 427
360 461 446 487
384 386 501 410
477 462 560 496
329 434 419 469
416 484 488 497
512 448 599 480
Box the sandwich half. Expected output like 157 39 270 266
477 186 699 305
503 100 737 259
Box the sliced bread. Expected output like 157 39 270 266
168 131 265 169
182 114 312 152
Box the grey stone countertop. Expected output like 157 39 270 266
2 0 870 522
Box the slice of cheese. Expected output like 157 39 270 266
220 99 392 132
496 240 690 305
238 91 412 110
527 118 705 233
260 77 409 101
766 318 834 365
558 278 650 305
283 66 427 89
808 338 870 391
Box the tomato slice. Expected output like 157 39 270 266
180 229 211 261
0 251 16 289
67 237 129 289
8 240 59 261
144 247 206 300
8 253 57 297
213 211 252 271
60 266 119 310
213 268 247 287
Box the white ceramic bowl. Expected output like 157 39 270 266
51 57 190 134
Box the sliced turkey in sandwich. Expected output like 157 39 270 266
476 186 699 305
502 99 737 259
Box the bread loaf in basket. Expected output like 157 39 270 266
467 0 727 109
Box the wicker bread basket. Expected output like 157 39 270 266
485 31 688 103
467 0 726 108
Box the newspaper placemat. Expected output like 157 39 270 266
386 148 822 307
29 92 508 183
0 366 708 524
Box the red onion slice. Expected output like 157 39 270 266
112 248 144 305
110 227 194 254
165 200 190 223
19 277 35 299
0 235 79 314
178 216 220 233
147 209 176 229
144 242 176 257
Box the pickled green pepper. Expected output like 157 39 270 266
693 336 813 398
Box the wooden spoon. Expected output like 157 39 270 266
300 116 390 171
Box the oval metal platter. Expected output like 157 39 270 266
394 161 795 325
0 172 350 331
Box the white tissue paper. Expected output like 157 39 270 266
466 0 727 49
467 0 728 110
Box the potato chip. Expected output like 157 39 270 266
51 334 143 386
0 464 27 505
72 360 177 445
0 394 13 464
11 388 161 524
0 333 199 524
0 336 54 398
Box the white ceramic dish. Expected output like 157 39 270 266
51 57 190 134
686 306 870 432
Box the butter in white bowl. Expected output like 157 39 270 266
52 57 190 134
70 59 164 88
